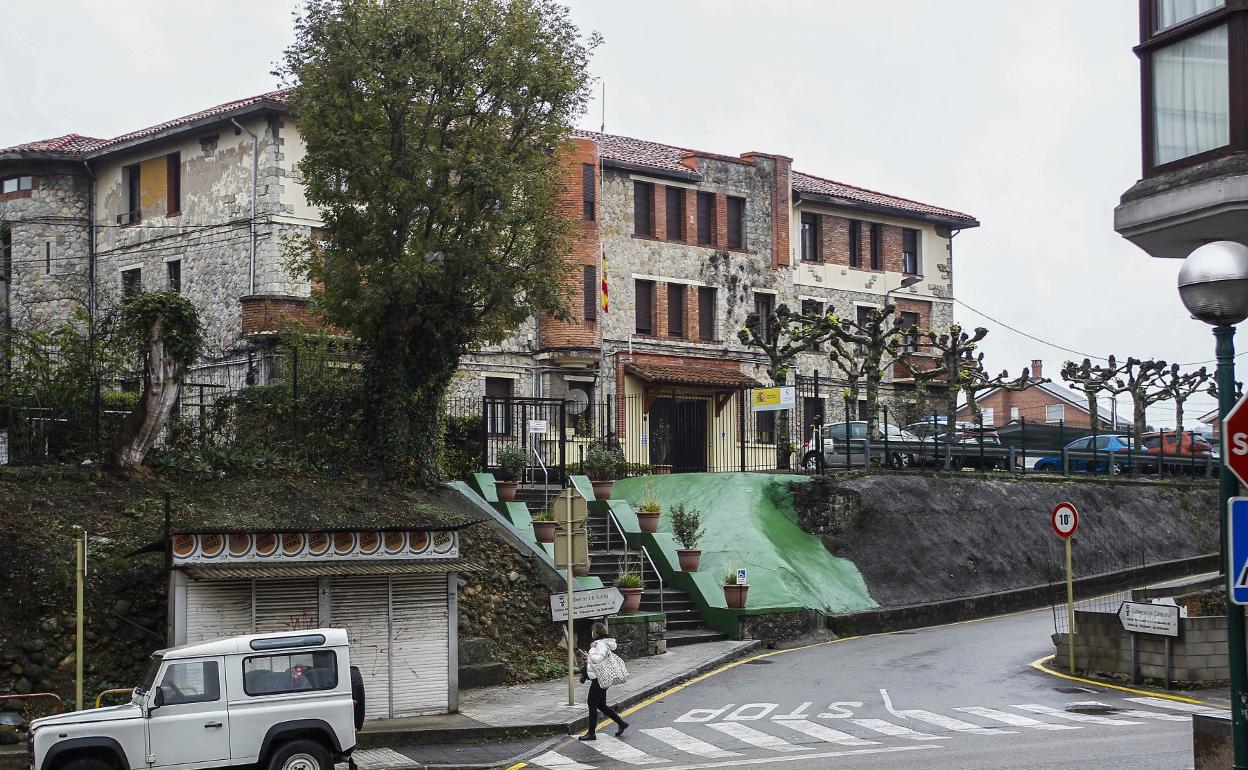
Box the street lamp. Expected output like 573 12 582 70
884 274 922 306
1178 240 1248 770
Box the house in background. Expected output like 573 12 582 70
954 360 1120 431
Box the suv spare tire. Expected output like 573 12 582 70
350 665 365 730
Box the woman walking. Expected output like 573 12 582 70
577 622 629 741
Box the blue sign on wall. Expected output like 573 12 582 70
1230 498 1248 606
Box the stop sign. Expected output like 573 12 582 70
1225 393 1248 487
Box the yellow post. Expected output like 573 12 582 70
75 531 85 711
1065 536 1075 675
566 491 575 707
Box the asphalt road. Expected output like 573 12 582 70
523 608 1217 770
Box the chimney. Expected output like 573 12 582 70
1031 359 1043 380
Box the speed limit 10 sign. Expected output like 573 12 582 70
1051 502 1079 538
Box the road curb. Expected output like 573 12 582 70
1029 653 1216 705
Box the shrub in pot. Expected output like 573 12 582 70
494 443 527 502
635 484 662 534
616 571 645 613
531 509 556 544
671 503 705 572
583 444 625 499
723 569 749 608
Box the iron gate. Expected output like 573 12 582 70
481 397 567 485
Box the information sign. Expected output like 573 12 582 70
1117 601 1180 637
549 587 624 622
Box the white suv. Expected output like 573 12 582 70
25 629 364 770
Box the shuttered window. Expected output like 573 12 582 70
848 220 861 268
666 187 685 241
754 293 775 340
167 152 181 216
869 222 882 270
582 164 595 220
583 265 597 323
635 279 655 335
667 283 685 338
696 192 715 245
727 196 745 249
800 213 820 261
698 286 717 341
633 181 654 236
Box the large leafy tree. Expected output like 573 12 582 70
282 0 596 482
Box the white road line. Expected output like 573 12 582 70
640 727 742 759
707 721 814 752
640 744 942 770
1117 709 1196 722
1125 697 1228 715
524 751 596 770
849 718 948 741
955 706 1081 730
1013 704 1143 726
900 709 1018 735
774 719 880 746
582 734 669 765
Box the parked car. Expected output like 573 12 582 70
1140 430 1215 474
27 629 363 770
802 421 921 470
1033 435 1136 474
903 421 1007 470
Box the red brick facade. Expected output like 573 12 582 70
240 295 318 336
954 362 1110 429
537 138 602 351
810 213 909 273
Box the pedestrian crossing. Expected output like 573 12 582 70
524 698 1228 769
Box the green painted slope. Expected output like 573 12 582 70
613 473 876 613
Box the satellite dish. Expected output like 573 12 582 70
567 389 589 415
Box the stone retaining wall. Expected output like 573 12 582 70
609 612 666 658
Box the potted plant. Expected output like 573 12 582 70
723 569 749 608
531 509 556 544
635 484 662 534
671 503 705 572
616 571 645 613
494 443 527 502
583 444 625 499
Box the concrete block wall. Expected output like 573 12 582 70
1053 609 1237 684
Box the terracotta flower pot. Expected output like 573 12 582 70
532 520 556 543
636 510 661 534
723 583 749 609
573 557 591 577
653 464 672 475
677 549 702 572
591 480 614 500
495 480 519 503
619 587 644 613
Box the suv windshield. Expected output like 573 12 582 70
139 654 163 694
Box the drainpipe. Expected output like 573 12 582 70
82 160 100 448
230 118 258 295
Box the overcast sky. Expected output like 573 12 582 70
0 0 1220 426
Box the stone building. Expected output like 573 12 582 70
1 90 978 471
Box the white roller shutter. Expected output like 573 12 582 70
390 575 449 717
185 580 251 643
331 576 391 719
254 579 320 633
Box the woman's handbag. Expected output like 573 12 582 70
594 650 630 688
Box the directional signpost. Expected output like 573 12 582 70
1051 502 1078 675
553 486 589 706
1118 601 1180 637
549 587 625 622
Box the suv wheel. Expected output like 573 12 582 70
268 739 332 770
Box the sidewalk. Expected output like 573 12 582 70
355 638 760 768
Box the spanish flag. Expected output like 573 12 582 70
601 246 609 313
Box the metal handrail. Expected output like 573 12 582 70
528 443 550 513
95 688 133 708
5 692 64 714
603 505 665 618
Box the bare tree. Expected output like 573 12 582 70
963 356 1042 425
824 304 906 439
899 325 989 467
1060 357 1125 432
1106 358 1171 440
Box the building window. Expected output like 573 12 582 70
800 213 820 262
698 286 717 341
1011 406 1021 422
754 292 775 340
167 153 181 216
583 264 597 323
635 279 655 335
167 259 182 294
1 176 33 194
122 268 142 299
123 164 141 224
848 220 861 268
1152 24 1229 165
869 223 882 270
696 191 715 246
633 181 654 237
755 409 776 445
856 305 873 354
1046 404 1065 424
569 381 594 437
0 226 10 282
726 196 745 249
665 186 685 241
582 163 595 221
485 377 514 435
899 311 920 353
667 282 685 338
902 228 919 275
980 407 995 427
1156 0 1222 31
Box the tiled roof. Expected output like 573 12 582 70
0 90 290 158
574 129 975 224
625 361 762 389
